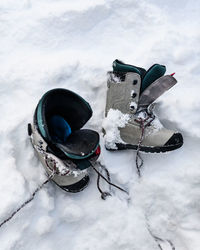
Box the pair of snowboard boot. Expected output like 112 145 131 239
28 60 183 195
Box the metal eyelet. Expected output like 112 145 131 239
133 80 138 85
130 106 135 111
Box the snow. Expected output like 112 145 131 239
131 90 135 96
102 109 130 149
0 0 200 249
35 215 53 235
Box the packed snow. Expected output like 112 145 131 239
0 0 200 249
102 109 130 149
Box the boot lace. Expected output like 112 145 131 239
90 161 129 200
134 106 175 250
134 105 155 177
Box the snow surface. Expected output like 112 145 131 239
0 0 200 249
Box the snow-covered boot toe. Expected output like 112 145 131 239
102 60 183 152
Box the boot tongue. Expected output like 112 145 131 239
141 64 166 92
112 60 166 93
112 59 146 77
138 75 177 107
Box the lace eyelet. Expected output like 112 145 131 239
133 80 138 85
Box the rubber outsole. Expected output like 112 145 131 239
106 133 183 153
53 175 90 193
106 141 183 153
109 142 182 153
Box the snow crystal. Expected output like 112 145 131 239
102 109 130 149
62 204 83 223
35 216 53 235
107 72 121 84
151 114 163 131
38 190 55 211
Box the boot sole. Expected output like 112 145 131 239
106 141 183 153
52 175 90 193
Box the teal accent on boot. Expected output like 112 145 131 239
113 59 141 74
141 64 166 92
76 159 91 170
49 115 71 143
37 101 47 139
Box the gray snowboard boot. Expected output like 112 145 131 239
102 59 183 153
